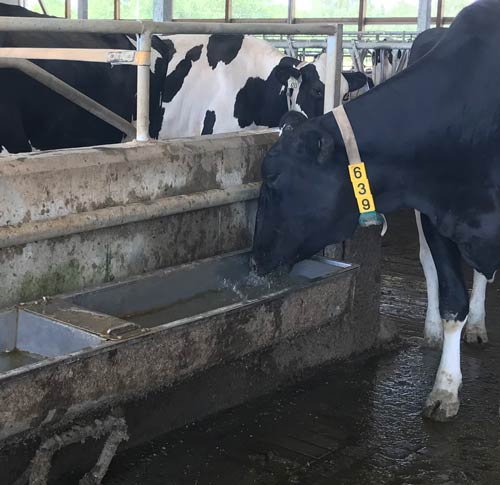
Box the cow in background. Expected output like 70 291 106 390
158 34 371 138
0 2 172 153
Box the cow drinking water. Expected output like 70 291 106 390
252 0 500 421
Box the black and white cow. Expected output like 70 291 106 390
157 34 371 138
252 0 500 421
0 3 172 153
408 26 489 347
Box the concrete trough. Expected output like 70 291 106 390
0 132 390 483
0 250 365 483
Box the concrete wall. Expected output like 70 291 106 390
0 132 273 309
0 131 392 483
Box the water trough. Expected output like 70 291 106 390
0 249 370 483
0 132 390 483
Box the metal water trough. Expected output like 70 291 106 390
0 250 358 455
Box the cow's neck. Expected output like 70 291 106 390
330 66 464 221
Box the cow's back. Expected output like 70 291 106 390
159 35 284 138
0 4 137 151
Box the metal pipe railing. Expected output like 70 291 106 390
0 17 339 35
0 17 343 142
0 183 261 249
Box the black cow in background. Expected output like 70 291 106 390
0 3 172 153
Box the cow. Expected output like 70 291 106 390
157 34 371 138
0 3 172 153
251 0 500 421
407 26 489 347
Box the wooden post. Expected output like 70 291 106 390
114 0 120 20
65 0 71 18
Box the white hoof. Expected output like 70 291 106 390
463 321 488 344
423 390 460 421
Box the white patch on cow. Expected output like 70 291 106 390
464 270 488 343
415 210 443 347
159 35 283 138
424 317 467 420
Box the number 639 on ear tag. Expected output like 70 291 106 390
348 162 376 214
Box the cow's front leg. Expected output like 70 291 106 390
464 270 488 344
416 211 442 347
419 213 469 421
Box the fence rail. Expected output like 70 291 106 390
0 17 343 142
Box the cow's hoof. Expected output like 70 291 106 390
423 391 460 421
463 323 488 344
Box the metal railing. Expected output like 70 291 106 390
0 18 344 143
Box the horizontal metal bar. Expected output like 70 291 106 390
0 47 139 64
0 58 136 138
269 40 413 50
134 21 340 35
0 183 261 249
0 17 338 35
0 17 145 34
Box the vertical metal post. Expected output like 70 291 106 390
136 31 151 142
65 0 71 18
153 0 173 21
417 0 432 32
436 0 444 27
357 0 366 32
114 0 120 20
287 0 295 24
225 0 232 23
77 0 88 20
323 24 343 114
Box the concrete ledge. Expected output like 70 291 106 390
0 131 277 308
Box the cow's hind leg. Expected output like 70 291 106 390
419 214 469 421
464 270 488 344
415 211 443 347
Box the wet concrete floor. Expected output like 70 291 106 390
105 210 500 484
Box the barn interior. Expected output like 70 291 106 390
0 1 492 484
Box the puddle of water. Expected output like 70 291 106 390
0 348 44 373
122 272 308 328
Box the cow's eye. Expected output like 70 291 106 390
266 173 280 187
313 89 322 97
343 93 350 102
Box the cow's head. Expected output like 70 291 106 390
251 115 359 275
275 54 370 118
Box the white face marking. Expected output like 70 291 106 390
415 210 443 346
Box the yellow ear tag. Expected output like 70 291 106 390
348 162 376 214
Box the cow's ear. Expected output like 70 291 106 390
299 130 335 165
343 71 369 92
275 65 301 86
279 111 308 136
